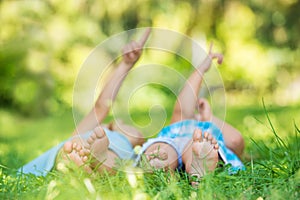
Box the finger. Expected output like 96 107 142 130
139 28 151 47
131 41 140 53
217 56 223 64
217 54 223 64
129 52 136 60
211 53 223 64
198 99 205 109
199 98 210 106
123 42 137 55
198 98 205 105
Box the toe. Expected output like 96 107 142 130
94 126 105 138
76 144 82 151
83 143 90 149
91 133 97 139
63 141 73 153
146 151 156 160
214 143 219 150
154 149 168 160
149 158 165 169
79 149 85 156
72 143 78 149
87 137 94 145
82 156 88 162
193 129 202 142
147 149 168 161
146 154 153 160
207 133 213 141
159 151 168 160
190 174 201 188
211 138 217 144
83 149 90 156
203 132 209 141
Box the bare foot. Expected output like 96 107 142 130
186 129 219 186
60 138 92 173
87 126 118 172
142 142 178 171
145 148 169 169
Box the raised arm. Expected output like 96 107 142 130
73 28 151 135
171 43 223 123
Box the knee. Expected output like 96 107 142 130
226 134 245 157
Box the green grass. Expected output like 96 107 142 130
0 103 300 199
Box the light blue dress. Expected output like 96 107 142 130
19 120 244 176
18 128 135 176
136 120 244 172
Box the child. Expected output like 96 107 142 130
20 30 244 183
135 43 245 183
19 28 151 176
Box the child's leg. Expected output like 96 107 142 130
58 126 120 173
139 45 222 171
62 31 152 173
59 138 93 173
86 126 119 173
169 42 244 157
182 129 219 186
210 116 244 157
196 98 244 158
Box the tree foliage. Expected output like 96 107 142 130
0 0 299 116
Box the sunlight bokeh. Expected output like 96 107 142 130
1 0 300 168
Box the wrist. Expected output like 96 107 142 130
196 55 212 74
196 67 206 76
119 60 134 71
199 67 206 74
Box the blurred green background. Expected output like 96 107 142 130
1 0 300 169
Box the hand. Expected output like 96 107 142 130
198 42 223 73
195 98 212 121
122 28 151 65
